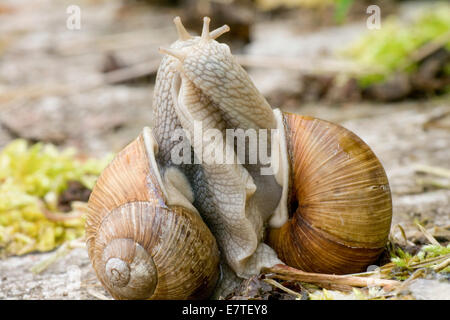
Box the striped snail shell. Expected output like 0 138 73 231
86 128 220 299
267 114 392 274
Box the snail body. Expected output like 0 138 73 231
86 17 392 299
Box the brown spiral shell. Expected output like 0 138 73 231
267 113 393 274
86 129 220 299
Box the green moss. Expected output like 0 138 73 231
417 244 450 260
343 3 450 87
391 248 413 269
0 139 112 257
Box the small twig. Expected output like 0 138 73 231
42 209 85 222
68 237 86 249
81 277 103 286
37 199 86 222
390 224 415 247
423 110 450 130
414 222 441 246
87 288 112 300
103 59 160 84
414 164 450 179
416 177 450 189
234 54 382 76
433 258 450 272
392 268 426 295
410 31 450 63
0 84 71 105
392 31 450 74
30 243 71 274
407 253 450 269
262 265 400 291
30 238 86 274
0 58 161 103
55 29 173 56
263 278 304 299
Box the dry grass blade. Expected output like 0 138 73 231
414 164 450 179
263 265 400 291
415 222 441 246
407 253 450 269
234 54 382 76
30 242 71 274
38 199 87 222
87 288 112 300
392 268 426 295
0 59 161 104
423 110 450 130
30 238 86 274
416 177 450 189
102 59 160 84
390 223 415 246
410 31 450 63
433 258 450 272
263 278 304 299
41 209 85 222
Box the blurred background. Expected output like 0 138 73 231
0 0 449 299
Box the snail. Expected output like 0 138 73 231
86 17 392 299
86 129 220 299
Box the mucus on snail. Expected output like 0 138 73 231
86 17 393 300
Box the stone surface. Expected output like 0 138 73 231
0 248 109 300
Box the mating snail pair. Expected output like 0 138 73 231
86 17 392 300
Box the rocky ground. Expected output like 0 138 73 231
0 0 448 299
